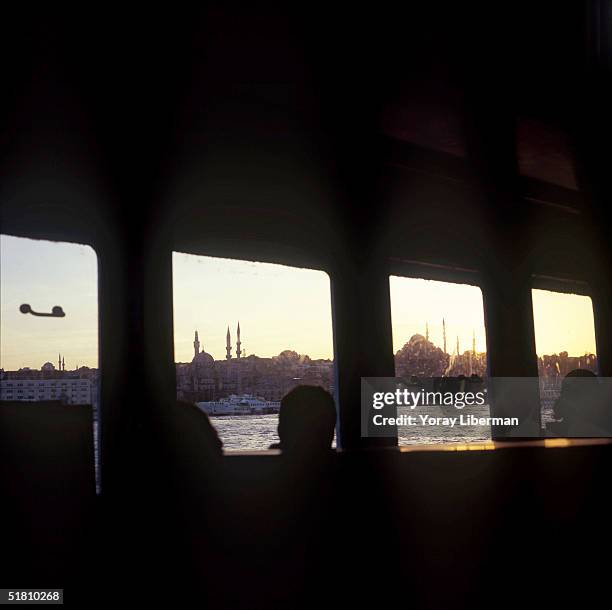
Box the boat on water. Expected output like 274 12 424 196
196 394 281 416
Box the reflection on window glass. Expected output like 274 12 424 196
0 234 100 489
516 118 578 190
172 252 335 451
532 289 598 433
389 276 489 445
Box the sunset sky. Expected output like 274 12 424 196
172 252 334 362
0 234 599 371
389 276 597 358
1 234 98 371
389 276 488 355
532 288 597 357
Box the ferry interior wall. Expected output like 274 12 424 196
2 4 612 608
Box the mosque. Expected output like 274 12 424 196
177 323 334 403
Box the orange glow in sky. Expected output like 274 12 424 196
390 277 598 359
532 288 597 356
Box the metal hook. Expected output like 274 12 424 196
19 304 66 318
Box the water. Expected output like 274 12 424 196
211 407 494 451
210 403 559 451
211 414 340 450
396 404 492 445
211 414 280 451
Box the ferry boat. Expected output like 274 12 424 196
196 394 281 416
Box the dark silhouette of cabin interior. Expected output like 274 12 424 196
2 3 612 607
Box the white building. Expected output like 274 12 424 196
0 377 92 405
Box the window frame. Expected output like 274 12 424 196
170 245 339 453
387 258 491 445
531 274 599 371
1 230 103 489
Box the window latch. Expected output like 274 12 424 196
19 304 66 318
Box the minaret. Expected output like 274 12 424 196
58 353 61 370
226 326 232 360
425 321 429 342
472 330 476 355
456 336 460 356
62 356 65 371
236 322 241 359
193 330 200 358
468 349 473 377
442 319 447 354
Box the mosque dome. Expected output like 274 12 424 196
409 333 427 344
192 350 215 368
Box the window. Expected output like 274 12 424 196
532 288 598 434
0 234 100 489
172 252 335 451
389 275 489 444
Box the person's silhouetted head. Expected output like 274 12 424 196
276 385 336 453
174 400 223 460
553 369 597 423
565 368 597 379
